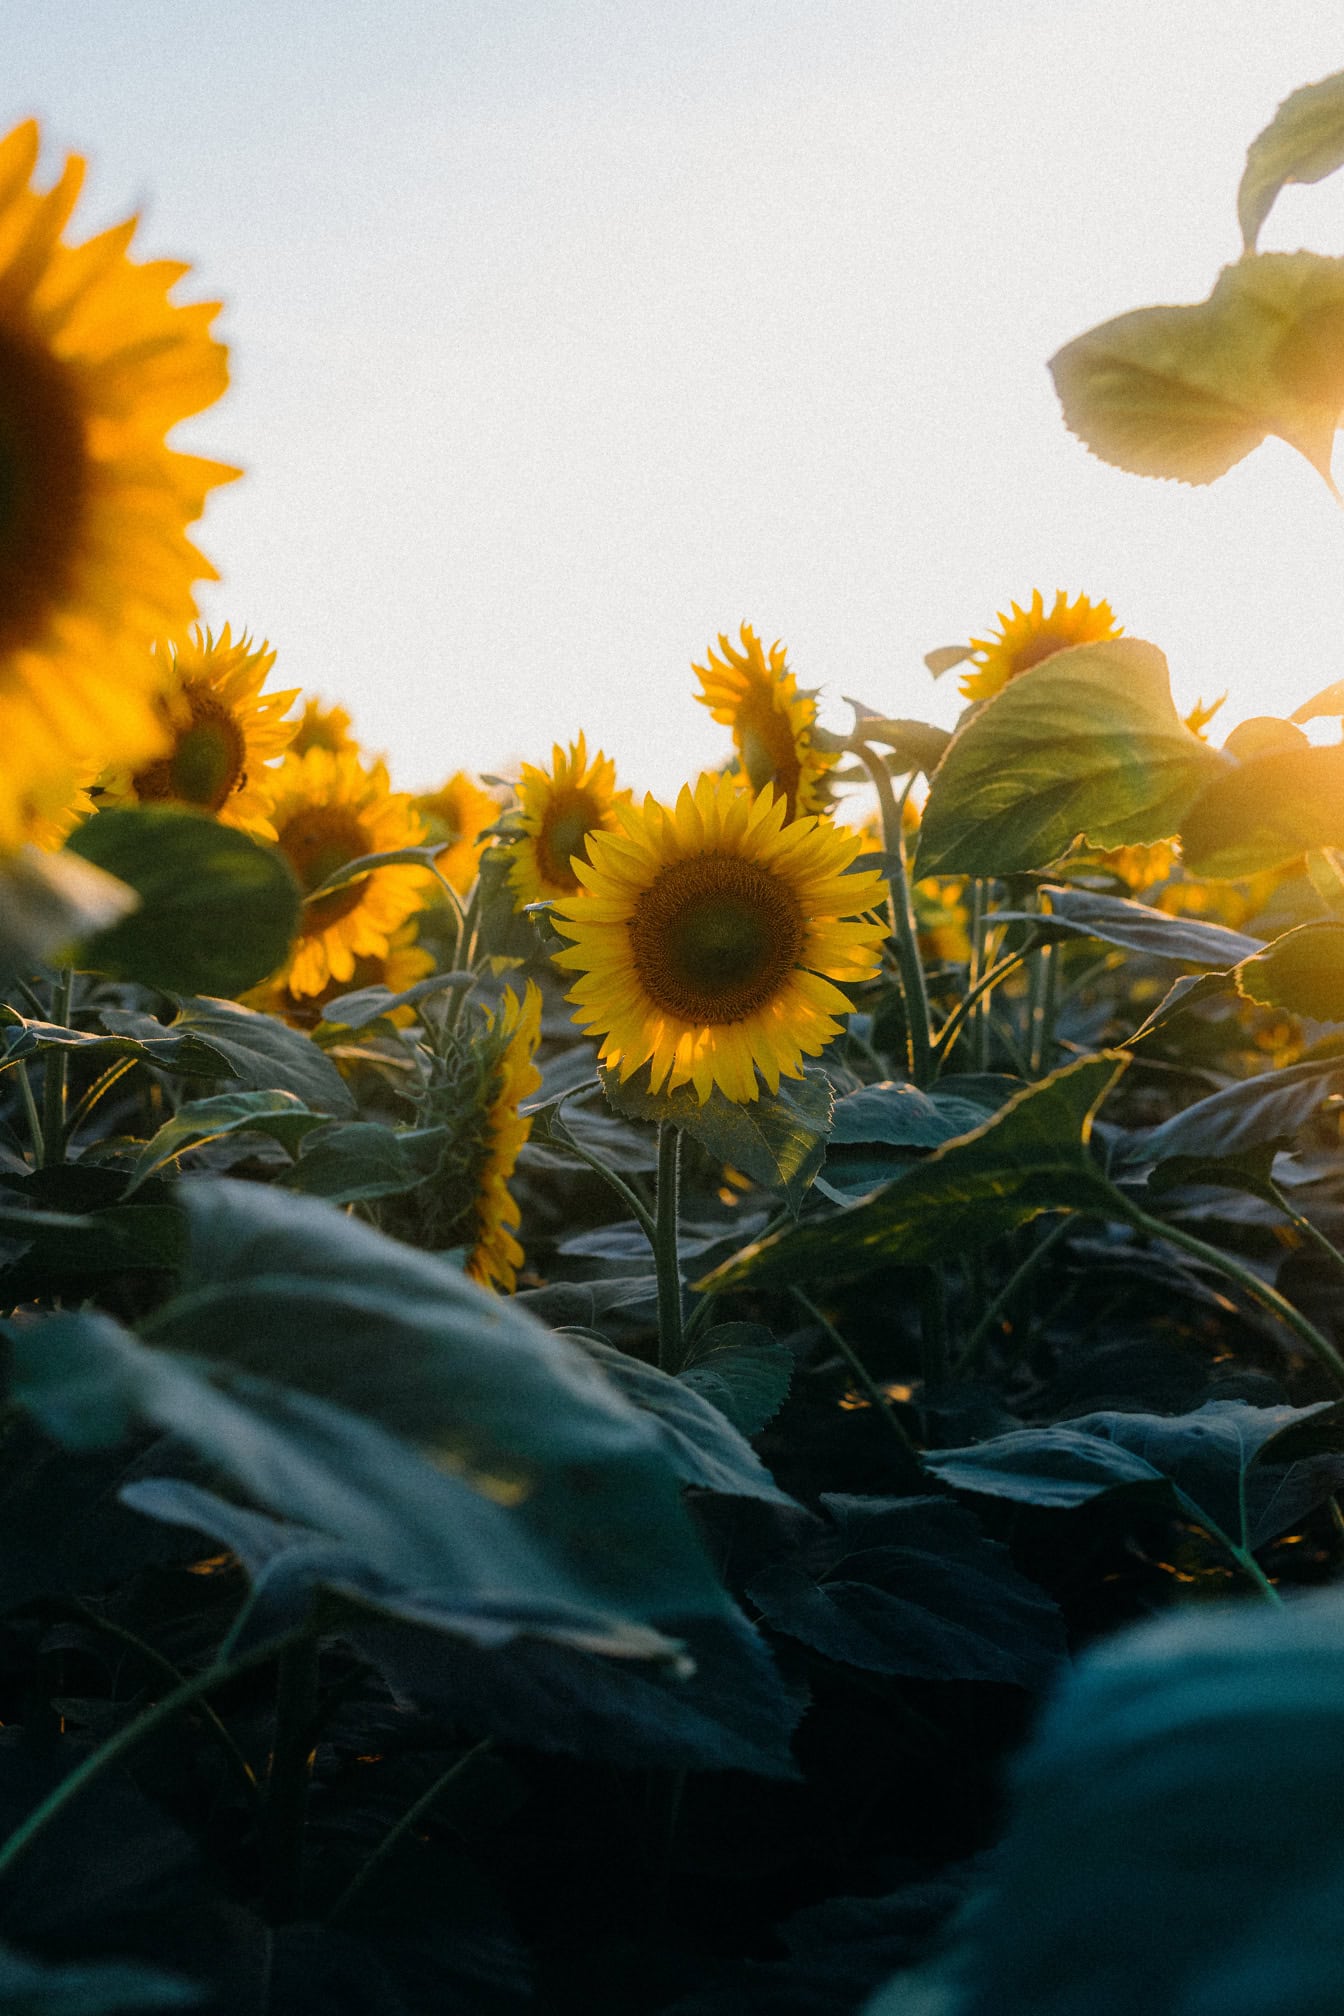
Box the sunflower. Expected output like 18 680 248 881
506 734 626 909
552 771 887 1104
99 626 297 837
415 771 500 894
463 982 543 1292
693 625 834 820
264 746 430 997
290 697 359 759
0 120 236 852
244 919 434 1029
959 591 1121 703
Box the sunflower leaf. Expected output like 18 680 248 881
1239 68 1344 251
600 1065 834 1214
1180 743 1344 876
915 640 1222 877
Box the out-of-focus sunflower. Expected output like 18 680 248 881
290 697 359 759
959 591 1121 704
552 771 887 1104
244 919 433 1029
0 120 236 851
265 747 430 997
415 771 500 894
100 627 297 837
694 624 834 819
463 982 543 1292
506 734 626 909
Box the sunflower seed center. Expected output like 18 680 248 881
631 852 804 1024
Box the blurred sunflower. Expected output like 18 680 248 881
552 771 887 1104
415 770 500 894
265 747 429 997
0 120 236 851
694 624 834 820
290 697 359 759
959 591 1121 703
463 982 543 1292
507 734 626 909
244 919 433 1029
100 627 297 836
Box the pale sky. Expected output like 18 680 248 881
13 2 1344 797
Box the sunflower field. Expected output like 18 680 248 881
8 67 1344 2016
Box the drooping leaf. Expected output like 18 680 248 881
1239 68 1344 250
844 715 953 773
67 807 300 995
700 1055 1127 1292
601 1065 834 1215
1031 884 1261 968
1117 1056 1344 1165
747 1494 1065 1687
678 1323 794 1437
570 1333 794 1505
1179 742 1344 876
280 1120 450 1201
128 1090 327 1188
157 997 356 1115
1125 969 1235 1045
0 846 136 981
1236 921 1344 1021
915 641 1223 877
866 1589 1344 2015
1049 251 1344 491
0 1015 234 1080
924 645 974 678
829 1081 1002 1150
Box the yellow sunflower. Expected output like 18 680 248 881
464 981 543 1292
506 734 627 909
960 591 1121 703
693 624 834 820
265 746 430 997
100 626 297 837
415 771 501 894
552 771 887 1104
244 919 434 1029
290 697 359 759
0 120 236 852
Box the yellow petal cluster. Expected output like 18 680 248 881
694 624 834 820
415 771 500 894
290 697 359 759
960 591 1121 704
466 981 543 1293
0 120 236 851
552 771 886 1104
507 733 626 908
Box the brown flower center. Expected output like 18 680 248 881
538 787 604 890
276 805 373 930
630 852 804 1025
132 685 248 811
0 325 88 662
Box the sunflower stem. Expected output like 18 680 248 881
654 1123 685 1372
262 1635 320 1923
855 747 932 1087
40 968 73 1166
14 1062 44 1165
969 878 989 1072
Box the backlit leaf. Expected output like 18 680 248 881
1239 68 1344 250
1179 742 1344 876
1236 921 1344 1021
601 1065 834 1215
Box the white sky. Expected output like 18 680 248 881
13 2 1344 796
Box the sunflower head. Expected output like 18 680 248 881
960 591 1121 703
506 733 627 909
0 120 238 852
264 746 430 997
244 919 434 1029
380 981 543 1292
290 697 359 759
694 624 834 820
552 771 887 1104
99 626 297 837
415 771 501 895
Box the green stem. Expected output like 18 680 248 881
327 1737 492 1922
654 1123 685 1372
1267 1182 1344 1283
969 877 988 1072
855 747 932 1087
957 1216 1073 1374
1124 1203 1344 1392
62 1056 137 1151
40 968 72 1167
1028 940 1058 1078
549 1107 655 1241
0 1631 296 1884
262 1636 320 1923
933 945 1036 1064
791 1287 925 1487
14 1062 43 1164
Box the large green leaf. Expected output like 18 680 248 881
915 642 1222 877
1117 1056 1344 1166
1179 743 1344 876
157 997 356 1115
678 1323 793 1437
600 1065 834 1215
67 807 300 996
280 1120 450 1201
1049 251 1344 491
1030 885 1261 968
700 1055 1127 1291
1239 68 1344 250
138 1180 728 1621
1236 921 1344 1021
865 1589 1344 2015
0 846 136 981
128 1090 327 1188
